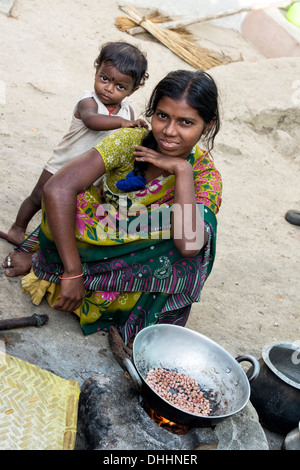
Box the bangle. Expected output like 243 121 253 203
59 273 83 280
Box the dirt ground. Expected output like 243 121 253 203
0 0 299 425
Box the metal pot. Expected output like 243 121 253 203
124 324 260 427
250 342 300 434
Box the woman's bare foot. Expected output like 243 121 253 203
2 252 33 277
0 224 25 246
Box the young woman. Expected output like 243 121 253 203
3 70 222 345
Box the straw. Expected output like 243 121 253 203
115 10 196 40
118 5 228 70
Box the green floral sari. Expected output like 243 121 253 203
20 128 222 343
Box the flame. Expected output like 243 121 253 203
149 408 190 435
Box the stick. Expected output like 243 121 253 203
108 326 132 370
0 314 49 331
120 1 291 34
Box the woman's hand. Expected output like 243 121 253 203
53 277 85 313
134 145 190 175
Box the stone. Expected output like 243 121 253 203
215 402 269 450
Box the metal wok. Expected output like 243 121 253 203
124 324 260 427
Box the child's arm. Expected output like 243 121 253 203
75 97 148 130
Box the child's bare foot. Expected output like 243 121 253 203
0 224 25 246
2 252 33 277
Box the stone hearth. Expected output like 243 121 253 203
75 370 269 450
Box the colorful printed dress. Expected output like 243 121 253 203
20 128 222 344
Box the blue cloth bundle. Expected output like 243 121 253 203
116 172 146 191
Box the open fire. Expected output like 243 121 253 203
143 403 190 435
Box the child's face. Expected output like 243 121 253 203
94 62 137 107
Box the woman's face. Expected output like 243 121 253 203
151 96 207 160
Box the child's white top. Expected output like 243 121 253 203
44 90 132 176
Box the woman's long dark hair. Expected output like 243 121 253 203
133 70 220 179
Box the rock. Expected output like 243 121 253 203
214 402 269 450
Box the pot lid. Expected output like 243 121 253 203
262 342 300 390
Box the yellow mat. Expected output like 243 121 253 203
0 351 80 450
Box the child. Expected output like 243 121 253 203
0 41 149 246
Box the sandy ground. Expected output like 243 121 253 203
0 0 300 444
